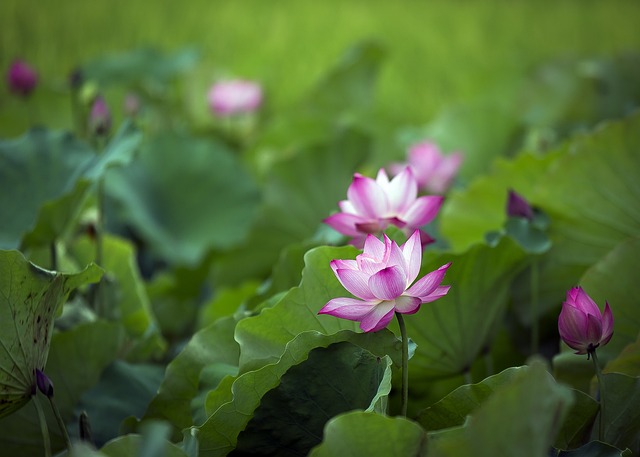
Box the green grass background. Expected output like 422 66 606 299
2 0 640 131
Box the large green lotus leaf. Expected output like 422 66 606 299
104 132 261 266
0 128 94 250
427 361 574 457
100 434 190 457
512 114 640 319
0 251 102 419
69 234 165 356
0 122 142 252
59 433 190 457
145 254 214 339
417 366 524 429
143 316 239 435
83 46 200 88
73 360 165 447
598 373 640 454
82 120 142 181
418 365 597 450
557 441 631 457
212 126 370 285
232 342 393 456
578 237 640 359
439 149 562 253
234 245 364 372
197 280 260 330
604 334 640 377
308 411 428 457
520 54 640 137
399 237 528 380
0 320 124 456
198 330 399 457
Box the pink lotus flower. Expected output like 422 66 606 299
7 59 38 97
390 141 463 194
319 230 451 332
207 79 262 116
324 167 443 247
558 287 614 355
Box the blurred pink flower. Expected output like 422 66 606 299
123 92 141 117
506 188 534 220
390 141 463 194
89 96 112 137
207 79 262 116
558 287 613 355
319 230 451 332
7 59 38 97
324 167 443 247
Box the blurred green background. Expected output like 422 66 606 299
2 0 640 135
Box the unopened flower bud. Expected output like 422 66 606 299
35 369 54 398
506 189 534 220
89 96 112 137
7 59 38 97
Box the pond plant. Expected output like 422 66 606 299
1 39 640 457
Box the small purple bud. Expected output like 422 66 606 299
7 59 38 97
89 96 112 137
506 189 534 220
35 369 54 398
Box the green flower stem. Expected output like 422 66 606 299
48 396 71 450
96 178 104 265
33 396 52 457
590 349 606 441
396 312 409 417
530 258 539 354
50 241 57 271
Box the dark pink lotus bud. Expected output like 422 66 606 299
89 96 112 136
7 59 38 97
35 368 54 398
558 287 614 356
506 189 534 220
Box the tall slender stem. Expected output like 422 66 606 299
33 396 52 457
96 177 105 268
590 349 606 441
530 258 539 354
396 312 409 417
48 396 71 450
50 242 58 271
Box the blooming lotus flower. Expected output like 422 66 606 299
7 59 38 97
324 167 443 247
207 79 262 116
390 141 463 194
507 188 534 220
558 287 613 355
319 230 451 332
